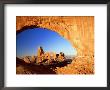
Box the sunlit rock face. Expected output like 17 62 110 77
16 16 94 74
16 16 94 57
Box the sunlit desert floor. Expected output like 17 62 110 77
16 56 94 74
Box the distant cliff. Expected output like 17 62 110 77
22 46 65 64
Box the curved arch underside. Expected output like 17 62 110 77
16 16 94 57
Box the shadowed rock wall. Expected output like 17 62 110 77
16 16 94 57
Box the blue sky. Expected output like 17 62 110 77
16 28 77 57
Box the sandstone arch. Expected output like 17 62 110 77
16 16 94 57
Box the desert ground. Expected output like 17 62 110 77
16 56 94 74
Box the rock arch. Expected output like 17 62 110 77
16 16 94 57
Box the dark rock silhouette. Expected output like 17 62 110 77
16 57 56 74
23 56 36 64
16 57 72 74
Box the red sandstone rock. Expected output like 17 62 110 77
16 16 94 74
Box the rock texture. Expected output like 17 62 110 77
16 16 94 56
36 46 65 64
16 16 94 74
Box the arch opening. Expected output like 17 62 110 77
17 27 77 59
16 27 77 74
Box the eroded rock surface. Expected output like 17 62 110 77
16 16 94 74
